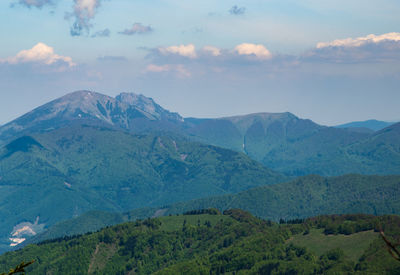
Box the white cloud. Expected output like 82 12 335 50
145 64 191 78
202 46 221 56
159 44 197 59
317 32 400 48
74 0 98 17
68 0 102 36
305 32 400 63
1 43 75 67
154 43 276 61
234 43 272 59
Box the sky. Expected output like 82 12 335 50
0 0 399 126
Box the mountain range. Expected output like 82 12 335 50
0 90 399 254
336 119 397 132
1 90 400 177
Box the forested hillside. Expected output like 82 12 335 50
1 210 400 274
0 123 284 253
30 174 400 244
161 174 400 220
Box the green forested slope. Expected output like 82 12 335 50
0 123 284 253
162 174 400 220
1 210 400 274
31 174 400 245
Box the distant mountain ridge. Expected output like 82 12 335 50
335 119 396 131
1 90 400 176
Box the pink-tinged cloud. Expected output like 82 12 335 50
234 43 272 59
15 0 53 8
306 32 400 63
158 44 197 59
0 43 75 67
317 32 400 48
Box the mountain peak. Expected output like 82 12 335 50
223 112 298 121
65 90 96 97
116 92 159 116
61 90 109 101
116 92 154 104
0 90 183 142
220 112 303 134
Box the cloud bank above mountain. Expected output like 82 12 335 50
305 32 400 63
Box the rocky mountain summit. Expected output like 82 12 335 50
0 91 183 144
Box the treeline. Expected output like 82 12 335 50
1 210 400 274
183 208 221 216
305 214 397 235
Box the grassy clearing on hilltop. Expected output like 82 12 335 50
289 228 378 262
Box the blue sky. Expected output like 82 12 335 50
0 0 399 125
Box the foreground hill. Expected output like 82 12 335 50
1 210 400 274
0 122 284 253
1 90 400 176
32 174 400 243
